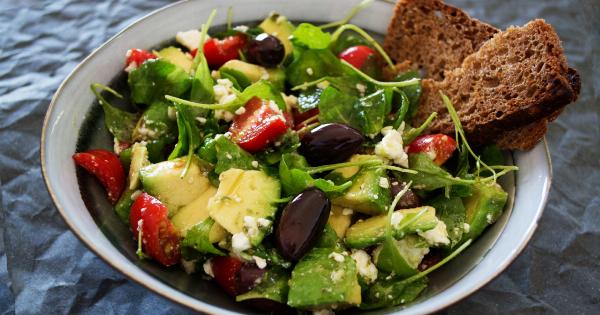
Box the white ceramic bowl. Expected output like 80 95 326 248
41 0 552 314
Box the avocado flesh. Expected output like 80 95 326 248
258 12 295 59
344 206 439 248
331 155 390 215
373 235 429 278
155 46 193 73
208 168 280 245
328 206 353 238
287 248 361 309
461 182 508 242
114 143 149 223
171 186 227 243
139 156 211 215
220 60 285 89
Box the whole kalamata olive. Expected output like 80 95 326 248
236 264 267 294
275 188 331 261
390 179 421 209
247 33 285 67
298 123 364 166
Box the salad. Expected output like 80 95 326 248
73 3 517 313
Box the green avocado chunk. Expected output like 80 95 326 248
287 248 361 310
219 60 285 90
461 182 508 243
114 143 149 223
330 155 390 215
344 206 439 248
372 235 430 278
154 46 194 73
132 101 178 143
139 156 212 214
258 12 295 59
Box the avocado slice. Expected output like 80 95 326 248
287 248 361 309
208 168 280 245
154 46 194 73
330 155 390 215
258 12 295 59
328 206 353 238
220 60 285 90
171 186 227 243
461 182 508 242
114 143 150 222
139 156 212 214
344 206 439 249
372 235 430 278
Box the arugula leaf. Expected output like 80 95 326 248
132 101 178 143
219 67 252 90
278 153 353 196
477 145 506 177
189 49 214 104
286 49 344 87
393 70 422 121
355 89 392 136
392 89 410 129
91 83 139 143
399 153 472 194
235 267 290 303
360 275 428 309
297 87 322 113
168 104 202 177
329 30 371 54
168 107 189 160
128 59 192 106
240 80 286 110
429 195 466 249
198 135 258 176
291 23 332 49
182 218 225 256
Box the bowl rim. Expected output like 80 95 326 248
40 0 553 313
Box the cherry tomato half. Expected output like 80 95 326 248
129 193 181 267
211 256 244 296
73 149 125 204
338 45 376 69
125 49 156 67
203 34 247 68
407 134 457 166
229 97 288 152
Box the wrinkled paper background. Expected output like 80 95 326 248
1 0 599 314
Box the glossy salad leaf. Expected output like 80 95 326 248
286 49 344 87
219 67 252 90
398 154 472 193
329 30 371 54
181 218 225 256
355 89 392 136
291 23 332 50
198 135 258 175
189 50 215 104
393 90 410 129
429 195 466 249
278 153 353 196
297 87 322 113
360 276 428 309
91 84 138 143
255 130 300 165
128 59 192 106
240 80 286 110
242 243 292 269
393 70 422 122
132 101 178 143
236 267 290 303
477 145 506 177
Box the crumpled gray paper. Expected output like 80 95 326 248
0 0 598 314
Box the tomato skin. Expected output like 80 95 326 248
203 34 247 68
292 108 319 126
73 149 125 204
129 193 181 267
338 45 376 69
407 134 457 165
229 97 289 152
125 49 156 67
211 256 244 296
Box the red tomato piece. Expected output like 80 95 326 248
73 149 125 204
338 45 376 69
125 49 156 67
129 193 181 267
229 97 289 152
211 256 244 296
203 34 247 68
407 134 457 165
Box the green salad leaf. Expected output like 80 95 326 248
360 275 428 309
429 195 466 249
286 49 344 87
297 87 322 113
236 267 290 303
199 135 258 177
399 153 473 194
91 83 139 143
182 218 225 256
132 101 178 143
128 59 192 106
278 153 353 196
291 23 332 50
393 70 422 121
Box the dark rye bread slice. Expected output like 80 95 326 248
412 19 579 146
383 0 498 81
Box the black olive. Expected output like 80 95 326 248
390 179 421 209
298 123 364 166
235 263 267 294
247 33 285 67
275 188 331 261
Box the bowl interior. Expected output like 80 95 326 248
42 1 551 314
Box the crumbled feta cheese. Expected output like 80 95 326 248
260 70 270 80
391 212 404 226
342 208 354 216
251 160 259 168
257 218 271 228
226 153 233 159
233 25 249 33
306 67 314 75
196 117 207 124
355 83 366 96
234 107 246 115
167 106 177 120
203 259 214 277
486 214 494 224
211 70 220 80
214 109 235 122
419 221 450 246
379 177 390 188
176 29 204 51
136 123 157 139
181 259 197 274
283 93 298 110
374 124 409 168
231 232 251 253
124 61 137 73
316 80 330 89
113 138 124 155
130 190 142 201
244 216 264 239
328 252 345 262
253 255 267 269
330 270 345 282
213 78 235 103
351 250 378 283
463 223 471 233
312 309 334 315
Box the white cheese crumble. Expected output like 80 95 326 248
234 107 246 115
328 252 345 263
257 218 271 228
342 208 354 216
330 270 345 282
306 67 314 75
124 61 138 73
419 220 450 246
233 25 249 33
181 259 197 274
167 106 177 120
283 93 298 111
355 83 366 96
351 250 378 283
130 190 142 201
231 232 251 253
312 309 334 315
252 255 267 269
374 124 409 168
213 79 237 121
463 223 471 233
251 160 259 168
391 212 404 227
243 216 260 239
486 214 494 224
379 177 390 189
211 70 220 80
175 29 203 51
316 80 330 89
196 117 207 124
202 259 214 277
